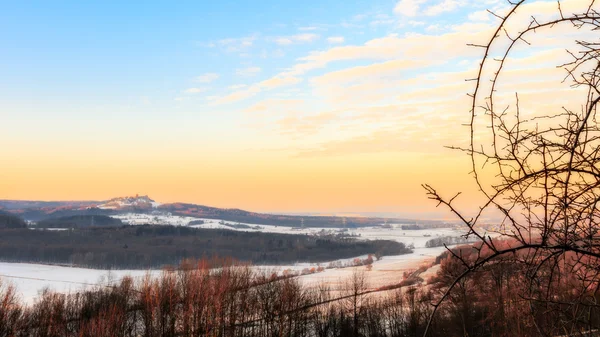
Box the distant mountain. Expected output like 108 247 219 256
156 202 386 227
97 195 160 211
0 196 448 228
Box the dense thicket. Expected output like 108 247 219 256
420 1 600 334
0 226 409 269
35 215 123 228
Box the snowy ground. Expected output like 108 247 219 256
2 213 470 305
113 212 464 248
295 246 449 290
0 246 449 305
0 263 158 305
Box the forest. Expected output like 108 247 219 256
0 225 410 269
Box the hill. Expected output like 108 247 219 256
0 196 448 228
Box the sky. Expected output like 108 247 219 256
0 0 596 218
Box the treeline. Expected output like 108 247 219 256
0 226 410 269
36 215 123 229
424 235 478 248
10 207 117 222
158 203 447 228
2 242 599 337
0 210 27 229
161 203 381 228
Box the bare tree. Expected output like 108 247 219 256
423 0 600 335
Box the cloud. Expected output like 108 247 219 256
369 13 395 26
228 84 247 90
394 0 466 17
394 0 425 16
274 37 293 46
281 28 491 78
277 112 339 135
408 20 426 26
184 87 207 94
195 73 220 83
311 59 436 88
327 36 345 44
274 33 320 45
213 35 257 52
212 26 490 105
244 98 305 115
468 9 491 21
236 66 262 77
260 76 302 89
212 76 302 105
423 0 464 16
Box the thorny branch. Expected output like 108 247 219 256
423 0 600 336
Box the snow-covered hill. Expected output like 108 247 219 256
97 195 160 210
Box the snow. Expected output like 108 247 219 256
112 212 466 250
295 246 449 289
0 246 450 305
113 213 198 226
2 213 472 304
97 195 158 210
0 263 157 305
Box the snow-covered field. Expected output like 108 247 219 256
112 213 199 226
1 246 449 305
0 263 158 305
2 212 470 305
113 212 463 249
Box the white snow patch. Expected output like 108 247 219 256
0 263 158 305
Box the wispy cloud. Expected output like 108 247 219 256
236 66 262 77
274 33 320 46
212 76 302 105
394 0 425 17
195 73 220 83
228 84 248 90
327 36 345 44
210 35 258 52
184 87 207 94
423 0 465 16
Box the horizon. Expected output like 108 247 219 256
0 194 463 221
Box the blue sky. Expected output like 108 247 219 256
0 0 466 117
